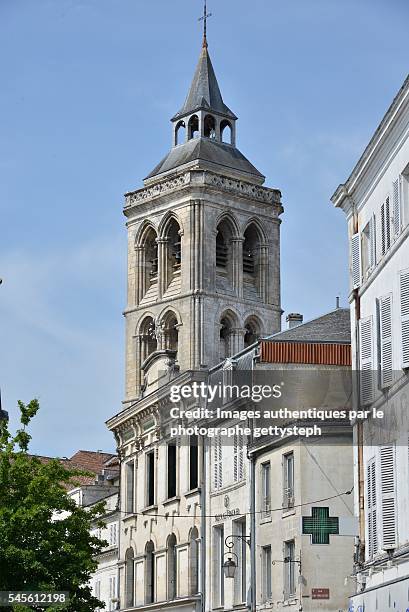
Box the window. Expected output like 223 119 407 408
109 575 116 611
167 443 177 499
261 462 271 518
366 457 377 559
284 541 296 599
167 534 177 600
380 445 397 550
126 461 135 513
262 545 272 601
400 269 409 368
381 196 392 256
189 527 199 595
362 216 376 279
109 522 117 547
213 526 224 608
234 520 247 604
189 435 199 490
125 548 135 607
233 432 244 482
378 294 393 388
359 316 374 405
213 434 223 490
283 452 294 509
146 451 155 507
145 541 155 604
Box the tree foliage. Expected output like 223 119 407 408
0 400 106 611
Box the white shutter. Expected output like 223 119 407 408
379 294 393 387
233 433 238 482
351 233 361 289
400 269 409 368
380 445 397 549
369 214 376 269
359 317 374 405
366 458 377 559
214 435 223 490
381 197 391 255
393 177 401 237
238 433 244 480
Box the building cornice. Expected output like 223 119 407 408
124 169 282 217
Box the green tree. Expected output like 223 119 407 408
0 399 106 611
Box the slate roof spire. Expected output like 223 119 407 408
172 42 237 121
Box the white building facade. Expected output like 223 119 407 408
332 75 409 611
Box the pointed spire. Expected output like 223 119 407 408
172 43 236 121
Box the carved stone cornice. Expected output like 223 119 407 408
124 170 282 212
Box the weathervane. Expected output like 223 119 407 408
199 0 212 47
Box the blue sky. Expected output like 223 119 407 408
0 0 408 456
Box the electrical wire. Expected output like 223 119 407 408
116 486 354 519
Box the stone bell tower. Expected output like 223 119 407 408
123 35 283 408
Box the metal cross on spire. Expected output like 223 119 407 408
199 0 212 47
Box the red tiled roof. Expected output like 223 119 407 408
29 450 118 488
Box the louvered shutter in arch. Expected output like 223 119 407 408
359 316 374 405
366 458 377 559
379 294 393 387
393 177 401 237
400 269 409 368
380 445 397 549
351 233 361 289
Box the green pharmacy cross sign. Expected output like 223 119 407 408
302 507 339 544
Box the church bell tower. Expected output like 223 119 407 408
123 34 283 406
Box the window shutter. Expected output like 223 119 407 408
233 433 238 482
380 445 397 549
379 294 393 387
214 435 223 489
400 269 409 368
359 317 374 405
238 433 244 480
369 214 376 269
351 233 361 289
392 177 401 237
366 458 377 559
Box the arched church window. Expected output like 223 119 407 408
215 217 236 292
220 120 232 144
139 316 157 362
145 541 155 604
189 527 199 595
175 120 186 145
125 548 135 607
243 223 265 300
138 226 158 301
244 317 261 347
167 533 177 600
166 218 181 277
188 115 199 139
219 315 234 360
161 311 179 354
204 114 216 139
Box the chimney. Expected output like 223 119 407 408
286 313 303 329
336 296 340 309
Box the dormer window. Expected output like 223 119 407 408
188 115 199 139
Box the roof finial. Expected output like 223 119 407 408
199 0 212 48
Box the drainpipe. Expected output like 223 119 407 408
201 430 207 612
250 451 256 612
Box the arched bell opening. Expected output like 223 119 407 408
220 119 233 144
204 114 216 139
243 316 262 348
243 223 265 299
175 120 186 146
161 311 179 355
139 316 157 362
188 114 199 139
215 217 238 292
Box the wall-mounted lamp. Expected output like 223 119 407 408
222 534 251 579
